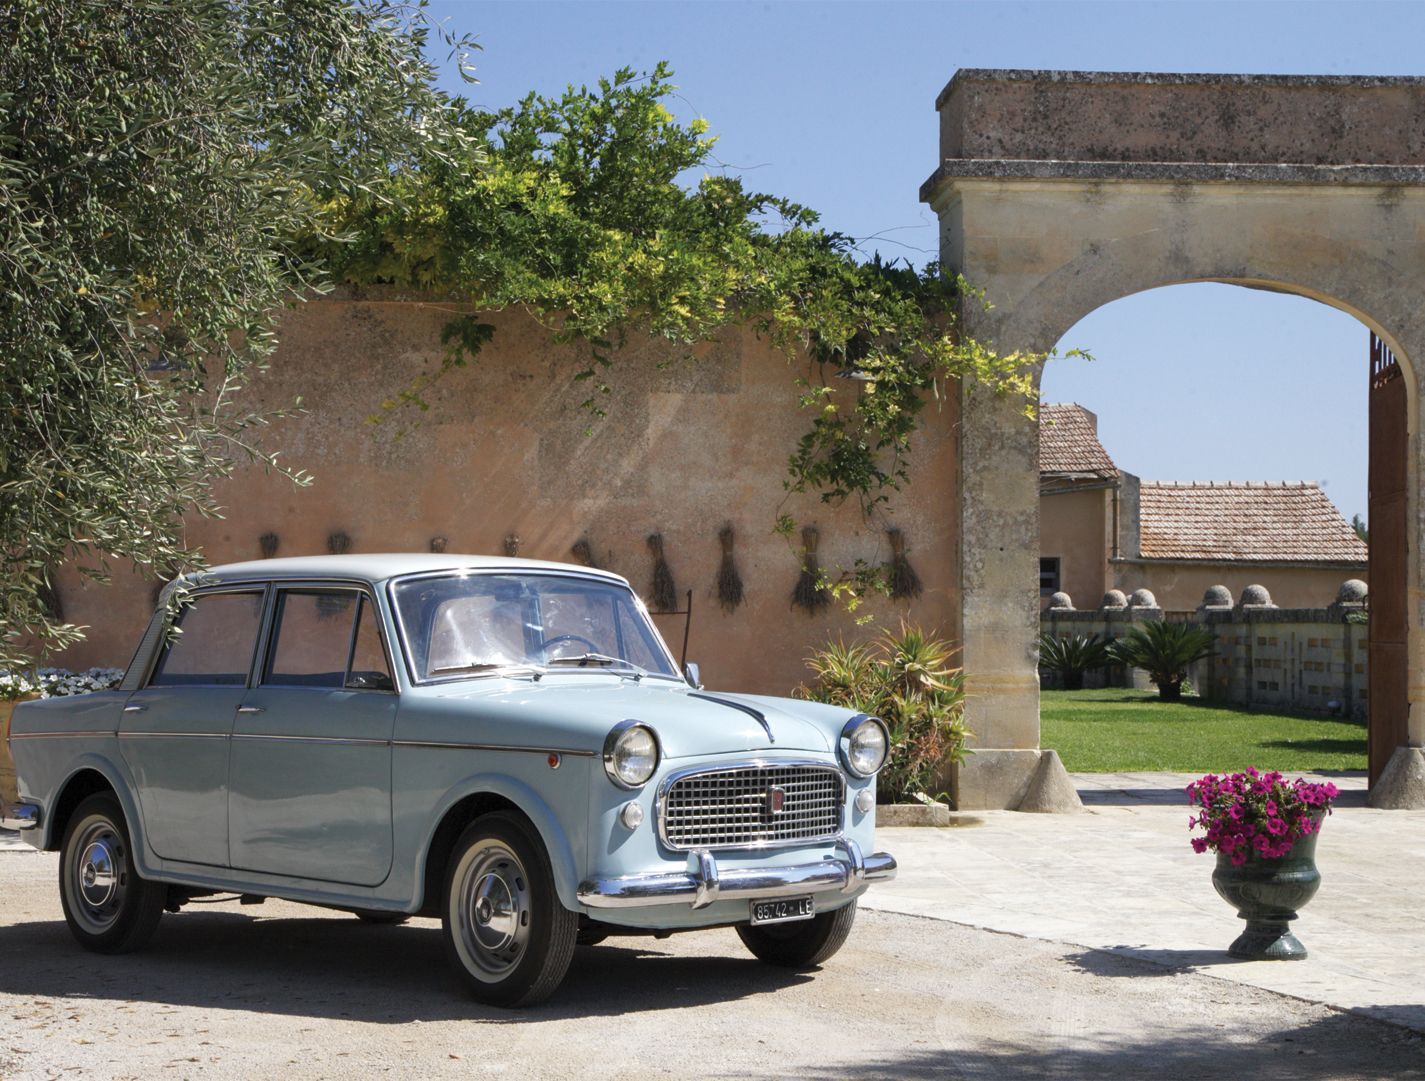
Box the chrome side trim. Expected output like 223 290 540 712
9 731 116 740
1 803 41 831
230 733 390 747
577 839 897 910
393 740 597 757
119 731 229 740
655 759 846 853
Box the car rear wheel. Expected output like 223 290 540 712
736 900 857 968
440 811 577 1007
59 793 165 954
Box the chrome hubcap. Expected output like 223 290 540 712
454 841 531 981
69 817 128 933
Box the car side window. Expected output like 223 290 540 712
347 596 395 692
149 590 263 687
264 590 359 689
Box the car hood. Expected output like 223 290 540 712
407 675 848 759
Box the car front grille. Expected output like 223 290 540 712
659 763 845 851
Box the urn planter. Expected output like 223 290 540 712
1211 822 1322 960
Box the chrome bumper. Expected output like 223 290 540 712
1 802 40 832
577 838 896 910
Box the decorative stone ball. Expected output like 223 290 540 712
1336 579 1368 605
1101 589 1128 609
1128 588 1158 609
1239 584 1274 607
1201 584 1233 608
1048 591 1074 610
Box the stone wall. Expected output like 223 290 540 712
1040 580 1369 718
49 292 963 697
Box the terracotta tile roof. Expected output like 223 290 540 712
1039 403 1119 480
1138 482 1368 564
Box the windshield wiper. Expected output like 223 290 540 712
431 662 542 680
546 653 645 680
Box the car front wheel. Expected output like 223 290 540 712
736 900 857 968
59 793 165 954
441 811 577 1007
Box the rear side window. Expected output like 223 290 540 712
149 591 263 687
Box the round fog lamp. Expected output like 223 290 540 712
840 715 889 778
855 788 876 814
619 800 645 830
603 721 660 789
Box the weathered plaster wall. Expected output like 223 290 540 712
53 295 962 697
1039 488 1110 609
1113 562 1364 612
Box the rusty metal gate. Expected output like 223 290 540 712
1368 332 1409 784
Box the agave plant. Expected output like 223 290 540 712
1037 632 1112 691
1108 621 1216 701
798 623 966 802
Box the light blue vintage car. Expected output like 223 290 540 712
4 554 895 1006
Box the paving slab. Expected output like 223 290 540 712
864 770 1425 1032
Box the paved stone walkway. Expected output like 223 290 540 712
865 770 1425 1033
9 771 1421 1034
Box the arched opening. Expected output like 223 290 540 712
1034 281 1406 784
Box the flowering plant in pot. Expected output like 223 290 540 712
1187 768 1339 960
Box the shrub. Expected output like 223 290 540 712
1108 621 1215 701
798 624 967 803
1037 632 1111 691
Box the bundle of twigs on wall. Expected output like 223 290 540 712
887 527 923 600
504 534 521 557
792 525 830 613
37 569 62 622
259 532 279 559
429 535 447 553
716 524 744 611
647 533 677 612
571 536 597 568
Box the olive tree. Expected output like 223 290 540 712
0 0 474 666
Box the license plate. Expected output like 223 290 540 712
750 895 815 926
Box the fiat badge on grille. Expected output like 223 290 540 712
765 785 787 816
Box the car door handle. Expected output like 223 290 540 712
122 704 147 714
237 705 265 714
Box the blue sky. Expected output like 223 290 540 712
423 1 1425 523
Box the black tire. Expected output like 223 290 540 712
736 900 857 968
440 811 577 1007
58 793 165 954
354 910 410 926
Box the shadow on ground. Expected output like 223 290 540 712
0 914 807 1023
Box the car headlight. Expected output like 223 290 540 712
603 720 660 789
839 714 889 778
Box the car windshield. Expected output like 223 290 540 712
390 572 680 682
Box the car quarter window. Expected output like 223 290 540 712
264 589 361 689
347 596 395 691
149 590 263 687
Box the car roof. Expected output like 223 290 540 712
182 553 630 589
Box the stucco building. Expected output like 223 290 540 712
1040 403 1368 611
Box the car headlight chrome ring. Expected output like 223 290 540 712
603 720 660 789
839 714 889 778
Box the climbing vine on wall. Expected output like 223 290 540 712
311 64 1043 600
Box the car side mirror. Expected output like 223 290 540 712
684 662 703 690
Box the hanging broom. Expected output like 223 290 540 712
504 534 521 557
716 524 744 612
792 525 830 613
887 527 923 600
571 536 597 568
647 533 677 612
429 535 447 553
259 532 279 559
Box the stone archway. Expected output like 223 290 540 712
922 70 1425 810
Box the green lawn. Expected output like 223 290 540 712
1040 688 1367 773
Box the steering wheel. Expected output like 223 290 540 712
540 633 601 657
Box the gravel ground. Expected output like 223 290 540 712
1 852 1422 1081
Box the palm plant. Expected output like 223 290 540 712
1037 632 1111 691
798 624 966 802
1108 621 1216 701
